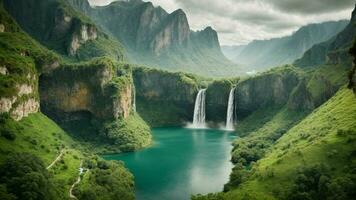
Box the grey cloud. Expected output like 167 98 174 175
87 0 354 45
264 0 355 14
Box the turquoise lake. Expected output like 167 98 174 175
103 127 237 200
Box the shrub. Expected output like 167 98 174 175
0 153 58 200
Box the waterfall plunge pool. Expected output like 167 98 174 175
103 127 237 200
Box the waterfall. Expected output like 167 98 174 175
192 89 207 128
133 85 136 112
225 88 235 130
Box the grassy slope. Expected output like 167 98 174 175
0 113 82 199
223 88 356 199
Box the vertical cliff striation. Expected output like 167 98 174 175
3 0 125 61
40 58 151 152
133 67 200 126
67 0 239 77
0 4 59 121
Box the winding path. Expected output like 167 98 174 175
46 149 65 170
69 161 86 200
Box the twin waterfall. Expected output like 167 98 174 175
191 88 236 130
225 88 236 130
192 89 207 128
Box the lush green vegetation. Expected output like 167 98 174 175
0 9 58 99
194 88 356 200
73 156 134 200
133 66 204 127
206 79 236 124
0 112 136 200
101 113 152 152
3 0 125 62
0 153 58 200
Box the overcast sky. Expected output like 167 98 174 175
88 0 355 45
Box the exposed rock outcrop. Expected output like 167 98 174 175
206 79 234 123
3 0 122 60
40 58 132 122
349 41 356 93
133 67 199 126
235 67 300 118
0 82 39 121
67 0 236 77
0 23 4 32
149 9 190 55
67 24 97 55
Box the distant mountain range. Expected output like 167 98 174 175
295 9 356 67
222 20 349 72
66 0 239 77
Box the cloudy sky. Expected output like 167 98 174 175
88 0 355 45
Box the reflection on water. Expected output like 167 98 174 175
103 127 237 200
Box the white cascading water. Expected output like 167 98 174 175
225 88 235 130
192 89 207 128
133 86 136 112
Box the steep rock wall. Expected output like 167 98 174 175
40 58 132 122
0 6 59 121
133 67 199 126
3 0 124 61
206 79 234 123
235 67 300 119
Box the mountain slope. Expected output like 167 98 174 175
3 0 125 61
223 87 356 200
226 20 348 72
0 3 139 199
294 5 356 67
67 0 241 77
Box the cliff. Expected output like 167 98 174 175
235 66 301 118
40 58 151 152
0 5 59 121
3 0 125 61
133 67 200 126
67 0 239 77
235 63 350 120
206 79 235 124
349 40 356 93
40 58 132 121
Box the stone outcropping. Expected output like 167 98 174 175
235 67 300 118
0 82 39 121
206 79 234 123
3 0 111 59
133 67 199 126
40 59 132 123
67 0 234 77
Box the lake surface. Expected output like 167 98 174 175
103 127 236 200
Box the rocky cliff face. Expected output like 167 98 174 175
349 41 356 93
3 0 123 60
235 67 301 118
206 79 234 123
67 0 236 77
40 58 132 122
234 62 350 120
133 67 199 126
0 5 59 121
149 9 190 55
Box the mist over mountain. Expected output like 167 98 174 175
295 7 356 67
67 0 240 77
222 20 348 72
